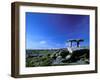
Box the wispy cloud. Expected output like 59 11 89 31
39 40 46 44
26 38 66 49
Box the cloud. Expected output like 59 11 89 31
39 40 46 44
27 39 67 49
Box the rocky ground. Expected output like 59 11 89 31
26 47 89 67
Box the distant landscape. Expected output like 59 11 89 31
26 47 89 67
25 12 90 67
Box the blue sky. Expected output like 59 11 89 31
26 12 89 49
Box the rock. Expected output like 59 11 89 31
59 50 69 58
65 55 71 60
52 56 63 64
50 53 56 59
67 49 89 63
